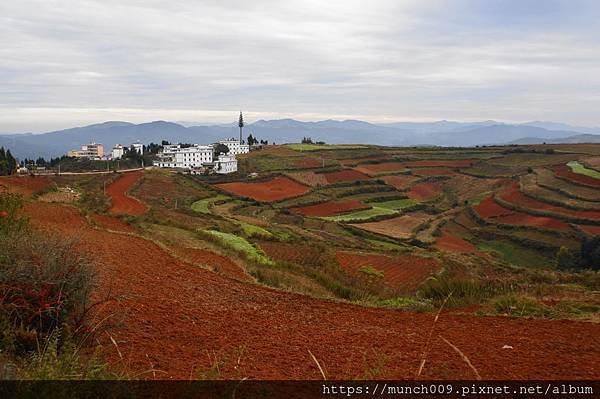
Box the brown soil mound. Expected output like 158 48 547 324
107 171 147 216
434 233 477 253
408 182 444 201
217 177 309 202
322 169 370 184
292 200 369 217
22 202 600 379
336 251 440 291
91 214 136 233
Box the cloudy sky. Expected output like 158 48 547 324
1 0 599 132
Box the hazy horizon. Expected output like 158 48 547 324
2 0 600 132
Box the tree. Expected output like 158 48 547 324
213 143 229 156
301 137 313 144
238 111 244 144
0 147 18 176
556 246 579 270
581 237 600 271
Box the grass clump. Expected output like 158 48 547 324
368 198 417 210
201 230 273 265
358 265 384 278
325 206 396 222
190 195 230 213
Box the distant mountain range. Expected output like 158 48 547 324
0 119 599 160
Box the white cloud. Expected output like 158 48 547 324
0 0 599 131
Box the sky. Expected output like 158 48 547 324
1 0 599 132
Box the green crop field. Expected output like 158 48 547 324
191 195 231 213
475 239 551 269
203 230 273 264
568 161 600 179
324 206 396 222
368 198 418 210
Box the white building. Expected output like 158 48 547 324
214 154 238 174
112 144 124 159
67 143 104 159
218 139 249 156
132 142 143 154
154 144 213 169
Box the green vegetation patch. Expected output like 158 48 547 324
368 198 418 210
475 239 551 269
287 144 369 152
191 195 230 213
239 222 273 239
358 265 385 278
324 206 396 222
202 230 273 265
567 161 600 180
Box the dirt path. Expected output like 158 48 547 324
106 171 147 216
23 201 600 380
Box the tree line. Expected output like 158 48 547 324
0 147 17 175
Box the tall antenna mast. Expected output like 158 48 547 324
238 111 244 143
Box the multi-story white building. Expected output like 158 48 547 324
112 144 124 159
154 144 213 169
218 139 249 156
67 143 104 159
214 154 238 174
132 142 143 154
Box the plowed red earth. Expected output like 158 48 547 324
408 182 444 201
336 251 441 291
499 183 600 220
553 165 600 188
216 176 309 202
382 174 418 190
412 168 455 176
322 169 370 183
474 196 569 231
171 246 252 282
257 241 324 266
91 214 136 233
20 201 600 379
434 233 477 253
578 225 600 236
357 160 475 175
473 196 514 218
292 200 369 217
0 176 50 196
293 157 322 168
107 171 147 215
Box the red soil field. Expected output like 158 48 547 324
171 246 252 282
293 157 322 168
0 176 51 197
473 195 570 230
494 212 569 230
408 182 444 201
382 174 418 190
107 171 147 216
553 165 600 188
357 160 475 175
258 241 324 266
292 199 369 217
351 212 431 239
322 169 370 184
19 201 600 379
412 168 455 176
499 183 600 221
473 196 514 218
336 251 441 291
216 176 310 202
91 214 136 233
578 225 600 236
434 233 477 253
